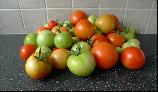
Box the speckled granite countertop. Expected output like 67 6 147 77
0 34 157 91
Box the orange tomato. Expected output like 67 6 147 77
70 10 87 26
91 34 109 47
107 33 125 47
91 42 118 69
75 19 95 41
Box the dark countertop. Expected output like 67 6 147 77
0 34 157 91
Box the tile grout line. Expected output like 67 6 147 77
98 0 101 15
44 0 48 22
0 8 156 11
17 0 26 33
144 0 155 34
123 0 128 24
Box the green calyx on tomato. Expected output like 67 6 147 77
71 41 91 55
54 32 73 49
120 27 137 41
24 32 37 47
36 46 52 55
36 30 55 48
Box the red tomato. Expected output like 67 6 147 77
91 42 118 69
48 20 58 30
20 44 36 61
107 33 125 47
75 19 95 41
70 10 87 26
36 26 50 34
121 47 145 70
91 34 109 47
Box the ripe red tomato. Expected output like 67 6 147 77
20 44 36 61
92 42 118 69
121 47 145 70
107 33 125 47
70 10 87 26
75 19 95 41
91 34 109 47
36 26 50 34
48 20 58 30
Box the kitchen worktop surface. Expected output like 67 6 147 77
0 34 157 91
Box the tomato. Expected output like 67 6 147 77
67 51 96 76
121 47 145 70
35 46 52 55
24 33 37 47
91 42 118 69
36 26 50 34
20 44 36 61
122 39 140 50
50 49 70 70
25 52 52 79
95 15 115 34
63 21 73 29
51 26 69 35
106 14 122 32
75 19 95 41
90 34 109 47
120 27 137 41
71 41 91 52
70 10 87 26
107 33 125 47
36 30 55 48
48 20 58 30
88 15 98 24
72 37 80 44
54 32 73 49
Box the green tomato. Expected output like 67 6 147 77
24 32 37 47
128 39 140 46
72 37 80 44
43 24 48 27
122 41 140 50
67 51 96 76
36 46 52 54
88 15 98 24
36 30 55 48
71 41 91 52
54 32 73 49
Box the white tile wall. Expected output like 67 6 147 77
0 0 157 34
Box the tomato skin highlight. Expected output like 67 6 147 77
20 44 36 61
91 42 118 69
75 19 95 41
121 47 145 70
70 10 87 26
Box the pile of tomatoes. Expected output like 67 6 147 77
20 10 145 80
